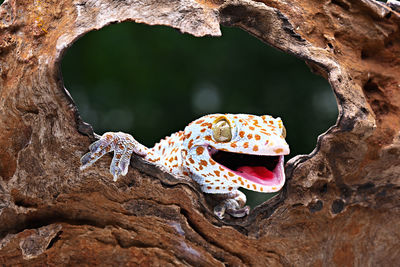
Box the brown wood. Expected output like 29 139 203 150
0 0 399 265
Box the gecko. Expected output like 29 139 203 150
80 114 290 219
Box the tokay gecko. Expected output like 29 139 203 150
80 114 290 219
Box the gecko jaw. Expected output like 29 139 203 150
208 146 285 189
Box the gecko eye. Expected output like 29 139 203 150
281 125 287 138
212 119 232 142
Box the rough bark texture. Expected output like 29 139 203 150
0 0 399 265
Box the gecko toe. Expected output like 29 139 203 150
120 160 130 176
80 152 93 168
227 206 250 218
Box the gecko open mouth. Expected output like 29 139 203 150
209 146 284 186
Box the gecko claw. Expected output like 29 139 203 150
214 199 249 219
227 205 250 218
80 132 146 180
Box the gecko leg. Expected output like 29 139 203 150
80 132 149 181
213 190 250 219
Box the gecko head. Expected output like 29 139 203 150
182 114 290 193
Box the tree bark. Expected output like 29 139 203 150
0 0 399 265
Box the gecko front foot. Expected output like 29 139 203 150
213 190 250 219
80 132 148 181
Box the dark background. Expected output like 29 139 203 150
62 22 337 207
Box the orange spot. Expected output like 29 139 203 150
260 187 263 192
253 145 259 151
196 119 205 124
243 142 249 148
241 181 244 186
253 184 257 190
201 123 212 128
200 160 208 167
185 132 192 139
214 170 220 176
189 158 195 164
255 134 261 140
269 120 274 124
215 186 220 190
205 136 212 141
210 159 216 165
247 134 253 139
169 158 173 163
200 128 206 133
207 186 212 190
118 144 124 150
188 139 194 149
230 142 237 148
246 184 250 189
239 131 245 138
116 154 121 159
215 179 220 182
199 166 203 170
228 187 233 191
174 156 178 161
232 180 237 183
274 148 283 154
249 126 255 130
272 186 277 190
183 171 189 176
228 172 234 177
196 147 204 155
219 166 224 171
205 180 211 183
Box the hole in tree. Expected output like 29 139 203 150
62 22 337 208
331 0 350 10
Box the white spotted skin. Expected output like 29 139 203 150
145 131 185 177
181 114 289 193
80 114 289 194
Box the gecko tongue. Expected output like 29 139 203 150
236 166 274 180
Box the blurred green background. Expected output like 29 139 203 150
62 22 337 207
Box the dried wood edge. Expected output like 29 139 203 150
66 0 354 229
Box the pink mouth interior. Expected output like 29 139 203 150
233 164 282 186
236 166 274 180
208 146 285 187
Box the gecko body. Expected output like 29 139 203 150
81 114 289 218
